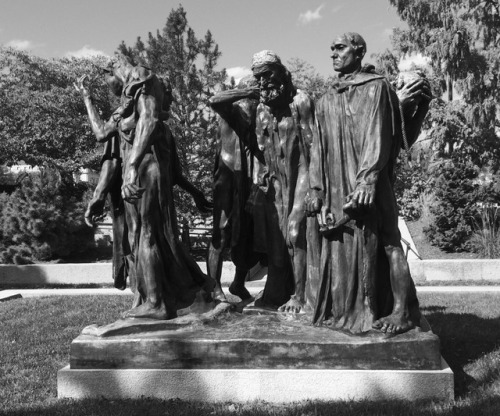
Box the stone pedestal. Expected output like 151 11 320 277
58 309 454 402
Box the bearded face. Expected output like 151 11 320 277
253 66 285 106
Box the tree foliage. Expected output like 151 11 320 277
387 0 499 117
384 0 500 252
286 58 334 101
117 5 226 217
0 48 112 173
0 169 95 264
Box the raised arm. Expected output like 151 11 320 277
209 87 259 119
74 75 117 142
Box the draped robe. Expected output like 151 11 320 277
105 69 206 313
310 72 420 333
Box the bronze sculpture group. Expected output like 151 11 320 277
76 32 431 335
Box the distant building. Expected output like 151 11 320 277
0 162 40 191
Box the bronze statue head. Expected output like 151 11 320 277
98 58 125 97
99 54 136 96
251 50 294 106
331 32 366 75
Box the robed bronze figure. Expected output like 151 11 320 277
75 57 214 320
306 33 426 334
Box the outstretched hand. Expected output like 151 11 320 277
74 75 90 98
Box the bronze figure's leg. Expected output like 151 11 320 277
228 267 252 301
279 162 308 313
371 176 421 334
123 159 175 320
208 160 235 302
372 244 413 334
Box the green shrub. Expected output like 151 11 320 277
423 159 500 252
0 168 95 264
394 149 435 221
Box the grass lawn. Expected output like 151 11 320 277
2 293 500 415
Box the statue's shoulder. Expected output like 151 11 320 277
293 89 314 115
353 72 387 88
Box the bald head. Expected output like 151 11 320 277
331 32 366 74
336 33 367 58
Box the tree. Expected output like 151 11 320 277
373 49 401 81
117 5 226 218
384 0 500 252
387 1 477 102
286 58 333 101
387 0 499 119
383 0 500 165
0 48 112 173
0 168 95 264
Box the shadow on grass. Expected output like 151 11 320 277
424 310 500 397
3 296 500 415
6 396 500 416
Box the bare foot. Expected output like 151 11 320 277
229 282 251 301
372 312 414 334
278 298 304 313
123 301 173 320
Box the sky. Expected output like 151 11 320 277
0 0 411 79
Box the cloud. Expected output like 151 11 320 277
65 45 108 59
399 53 431 71
5 39 35 50
226 66 253 84
298 4 325 25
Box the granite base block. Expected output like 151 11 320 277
70 313 442 371
60 310 453 402
58 358 454 402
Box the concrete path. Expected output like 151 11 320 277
416 286 500 293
